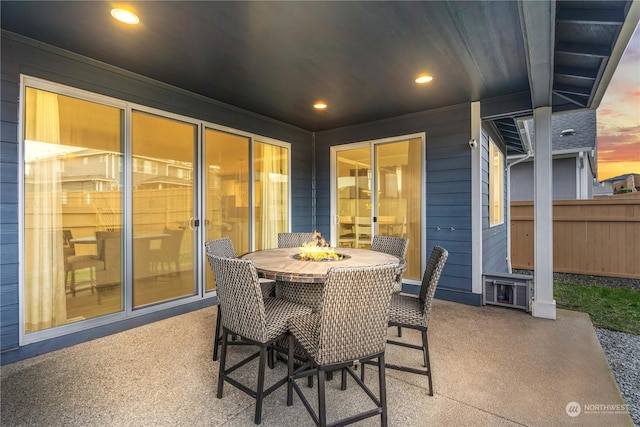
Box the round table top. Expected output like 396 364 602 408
240 247 401 283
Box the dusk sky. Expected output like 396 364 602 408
596 24 640 181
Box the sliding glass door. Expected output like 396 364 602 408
254 140 289 250
131 111 197 307
203 130 290 292
203 129 250 292
332 135 424 281
21 78 291 342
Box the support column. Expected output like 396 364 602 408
532 106 556 319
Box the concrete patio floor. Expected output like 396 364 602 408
1 299 632 426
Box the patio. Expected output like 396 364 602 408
1 300 631 426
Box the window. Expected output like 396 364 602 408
23 86 124 335
489 138 504 226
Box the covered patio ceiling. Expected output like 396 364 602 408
1 1 638 155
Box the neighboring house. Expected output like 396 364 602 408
603 173 640 194
593 181 614 197
510 109 597 201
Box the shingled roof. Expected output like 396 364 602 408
523 109 597 153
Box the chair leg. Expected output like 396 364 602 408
212 306 222 361
422 329 433 396
317 368 327 427
90 267 96 294
217 329 228 399
341 367 347 390
254 346 268 424
71 270 77 297
268 346 275 369
397 326 402 337
379 353 388 427
287 334 295 406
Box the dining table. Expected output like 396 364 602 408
241 247 402 311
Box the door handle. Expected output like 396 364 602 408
188 217 199 229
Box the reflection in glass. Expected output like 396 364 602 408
376 138 422 280
335 138 422 280
23 87 123 333
336 147 371 249
131 111 196 307
254 141 289 250
203 129 250 292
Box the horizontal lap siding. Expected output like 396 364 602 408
0 32 313 354
1 38 20 352
290 141 313 232
316 104 475 300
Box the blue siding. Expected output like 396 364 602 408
1 36 20 354
290 138 314 232
316 104 477 303
1 32 313 358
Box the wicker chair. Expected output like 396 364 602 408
371 235 409 337
63 229 105 297
370 235 408 293
277 232 316 248
287 263 398 427
207 255 312 425
204 237 276 362
364 245 448 396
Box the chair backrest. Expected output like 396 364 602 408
206 255 268 343
95 231 120 262
418 246 448 324
162 228 184 256
62 229 73 248
317 263 398 365
277 232 316 248
62 229 75 262
355 217 372 247
204 237 237 259
371 235 408 260
95 231 121 285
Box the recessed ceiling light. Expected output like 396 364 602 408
111 8 140 25
415 75 433 84
313 102 327 110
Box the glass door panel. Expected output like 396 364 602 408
335 146 372 249
375 138 422 280
254 141 289 250
23 87 124 333
131 111 196 307
203 129 250 292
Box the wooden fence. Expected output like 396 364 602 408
510 194 640 279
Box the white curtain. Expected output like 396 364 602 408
259 143 287 249
404 138 422 280
24 89 67 332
